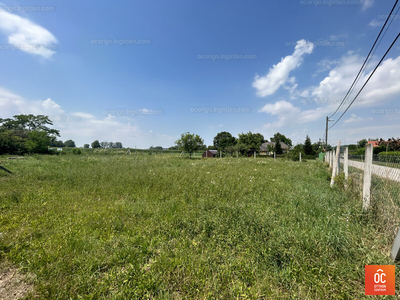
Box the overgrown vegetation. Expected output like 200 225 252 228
0 155 398 299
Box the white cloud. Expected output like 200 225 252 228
0 87 175 147
303 53 400 108
369 19 382 27
344 113 364 123
0 9 57 58
0 87 63 116
361 0 374 11
253 39 314 97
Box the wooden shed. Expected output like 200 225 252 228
202 150 218 158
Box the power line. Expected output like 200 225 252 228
329 32 400 129
329 0 399 119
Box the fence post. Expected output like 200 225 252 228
254 151 256 159
274 152 276 162
330 141 341 187
236 151 238 158
337 147 340 175
329 150 334 168
344 147 348 180
299 152 301 162
390 227 400 261
362 143 373 210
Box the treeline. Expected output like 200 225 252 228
0 114 60 155
0 114 123 155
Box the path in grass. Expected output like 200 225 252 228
0 155 397 299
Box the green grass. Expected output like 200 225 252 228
0 155 398 299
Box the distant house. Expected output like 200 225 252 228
368 141 379 148
260 142 290 155
202 150 218 158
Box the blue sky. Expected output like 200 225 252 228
0 0 399 147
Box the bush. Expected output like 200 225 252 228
378 151 400 156
72 148 82 155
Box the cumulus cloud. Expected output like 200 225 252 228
0 9 57 58
0 87 174 147
302 53 400 108
253 40 314 97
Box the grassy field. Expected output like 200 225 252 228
0 154 398 299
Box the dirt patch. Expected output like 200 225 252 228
0 267 34 300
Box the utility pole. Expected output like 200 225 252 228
325 116 328 152
325 116 334 152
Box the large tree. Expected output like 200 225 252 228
92 140 101 148
270 132 292 149
237 132 264 153
175 132 204 158
64 140 76 148
0 114 59 154
213 131 237 151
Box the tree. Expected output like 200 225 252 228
237 132 264 153
92 140 101 148
270 132 292 149
100 141 108 148
64 140 76 148
357 139 368 148
26 130 51 154
0 114 59 154
84 144 89 148
115 142 123 149
175 132 204 158
304 135 314 155
275 140 283 155
213 132 237 151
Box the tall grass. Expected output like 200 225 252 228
0 155 398 299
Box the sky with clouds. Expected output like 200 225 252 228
0 0 399 147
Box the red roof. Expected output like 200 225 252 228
368 141 379 147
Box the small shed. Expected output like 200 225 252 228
202 150 218 158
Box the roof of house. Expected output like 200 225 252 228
206 150 218 154
260 142 289 151
368 141 379 147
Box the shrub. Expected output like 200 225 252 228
72 148 82 155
